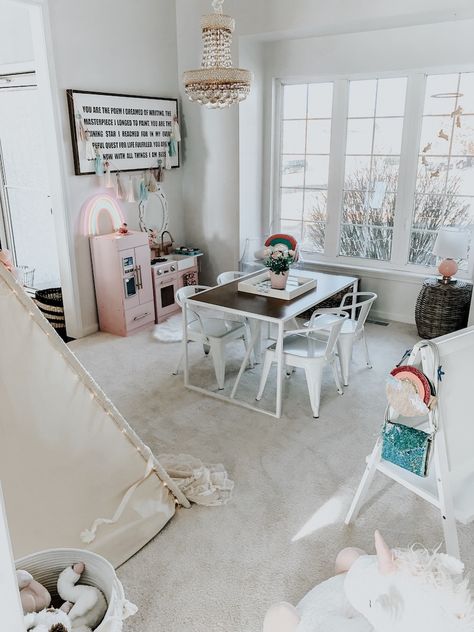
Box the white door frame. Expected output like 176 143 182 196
10 0 84 337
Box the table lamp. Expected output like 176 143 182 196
432 227 469 284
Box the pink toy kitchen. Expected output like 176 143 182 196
90 228 202 337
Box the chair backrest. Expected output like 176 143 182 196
309 309 349 359
339 292 377 333
216 271 245 285
175 285 211 309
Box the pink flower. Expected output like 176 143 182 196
288 249 295 257
272 252 281 259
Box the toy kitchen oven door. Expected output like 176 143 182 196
151 259 199 323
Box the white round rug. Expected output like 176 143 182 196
152 314 182 343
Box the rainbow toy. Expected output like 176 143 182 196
82 193 125 236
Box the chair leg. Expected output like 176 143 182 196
243 324 254 369
304 365 323 419
362 331 372 368
338 336 354 387
209 339 226 390
173 344 186 375
331 357 344 395
256 351 273 401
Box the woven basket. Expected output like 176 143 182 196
34 288 68 341
15 548 137 631
415 279 472 339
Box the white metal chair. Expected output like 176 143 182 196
256 309 348 418
174 285 252 390
309 292 377 387
216 271 245 285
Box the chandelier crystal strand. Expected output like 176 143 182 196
183 0 252 108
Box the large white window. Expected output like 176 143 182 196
340 77 406 261
409 72 474 268
275 71 474 277
280 82 334 253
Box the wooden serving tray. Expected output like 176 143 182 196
238 271 317 300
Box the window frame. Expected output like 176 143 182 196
272 68 474 280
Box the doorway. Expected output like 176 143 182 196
0 70 61 288
0 0 82 337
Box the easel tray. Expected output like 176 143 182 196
238 271 317 300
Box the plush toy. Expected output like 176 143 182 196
24 606 72 632
57 563 107 632
263 531 474 632
16 570 51 614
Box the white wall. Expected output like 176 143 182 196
258 18 474 322
239 40 264 258
236 0 474 39
176 0 241 285
46 0 184 335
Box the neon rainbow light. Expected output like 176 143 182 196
82 194 125 236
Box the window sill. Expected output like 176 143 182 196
299 256 470 286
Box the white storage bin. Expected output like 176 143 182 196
16 548 137 631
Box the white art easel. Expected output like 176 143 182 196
346 326 474 559
0 484 25 631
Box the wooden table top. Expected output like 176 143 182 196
188 269 358 322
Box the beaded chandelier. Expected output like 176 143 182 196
183 0 252 109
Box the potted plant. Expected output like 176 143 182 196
263 244 295 289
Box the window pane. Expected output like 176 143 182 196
451 115 474 156
303 221 325 253
412 193 471 230
281 156 305 187
307 83 333 118
419 115 453 155
342 190 395 227
340 225 392 260
446 159 474 196
459 73 474 114
303 190 327 221
348 80 377 117
346 119 374 154
373 118 403 154
283 84 307 119
416 156 449 190
371 157 400 193
280 219 302 242
344 156 371 189
376 78 407 117
408 231 437 265
282 120 306 153
306 119 331 154
424 74 459 115
342 190 368 223
281 188 304 220
305 156 329 188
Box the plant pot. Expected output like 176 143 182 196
270 270 288 290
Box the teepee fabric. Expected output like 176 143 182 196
0 264 189 568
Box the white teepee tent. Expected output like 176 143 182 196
0 263 189 568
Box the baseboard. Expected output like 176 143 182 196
69 322 99 339
370 309 415 326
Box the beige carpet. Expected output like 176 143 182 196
70 321 474 632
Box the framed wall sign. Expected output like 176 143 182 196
67 89 180 175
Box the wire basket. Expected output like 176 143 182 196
16 265 35 287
